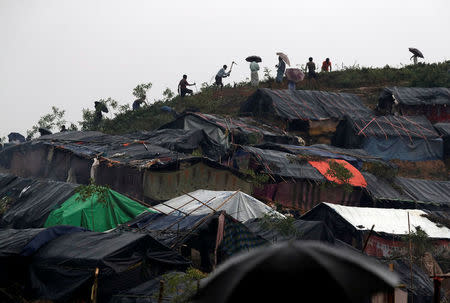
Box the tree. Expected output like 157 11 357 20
27 106 73 138
79 97 118 131
162 87 175 101
133 82 152 99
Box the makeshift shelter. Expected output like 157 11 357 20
0 173 77 228
44 188 154 232
127 128 225 160
240 89 373 140
152 190 284 223
159 112 297 148
362 173 450 210
301 203 450 258
0 226 86 290
378 87 450 123
122 210 267 272
26 230 189 302
231 146 365 211
333 115 443 161
0 132 253 203
244 218 335 244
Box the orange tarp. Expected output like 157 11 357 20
308 159 367 188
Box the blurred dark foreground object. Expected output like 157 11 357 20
192 241 399 303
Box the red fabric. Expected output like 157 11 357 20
308 159 367 188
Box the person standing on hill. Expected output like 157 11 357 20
275 56 286 83
178 75 195 98
306 57 317 79
250 61 260 86
321 58 332 72
215 65 230 89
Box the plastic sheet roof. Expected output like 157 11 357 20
241 88 373 121
345 115 440 139
152 189 284 222
380 87 450 106
323 203 450 238
434 122 450 137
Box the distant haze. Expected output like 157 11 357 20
0 0 449 138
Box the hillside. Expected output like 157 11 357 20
84 61 450 135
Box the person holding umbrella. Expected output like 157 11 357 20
246 56 261 87
409 47 424 65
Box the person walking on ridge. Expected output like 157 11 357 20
250 61 260 87
178 75 196 98
275 56 286 83
321 58 332 72
132 95 147 110
215 65 230 89
306 57 317 79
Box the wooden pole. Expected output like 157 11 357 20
182 191 217 213
361 224 375 253
433 278 441 303
408 212 414 303
158 280 165 303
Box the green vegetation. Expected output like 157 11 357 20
325 160 354 193
155 267 207 303
259 213 300 238
76 61 449 135
0 196 13 215
27 106 78 138
239 168 270 185
75 179 110 205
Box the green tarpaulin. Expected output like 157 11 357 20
45 189 155 232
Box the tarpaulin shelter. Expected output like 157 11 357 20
0 132 253 203
28 231 189 302
333 115 443 161
152 189 284 223
301 203 450 258
44 188 155 232
361 172 450 210
0 173 77 228
0 226 85 289
378 87 450 123
159 112 298 148
127 128 225 160
122 210 266 272
240 89 373 138
244 218 335 244
231 146 364 211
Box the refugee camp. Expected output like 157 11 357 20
0 1 449 302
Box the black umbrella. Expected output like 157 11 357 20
193 241 399 303
38 128 52 136
245 55 262 63
409 47 424 58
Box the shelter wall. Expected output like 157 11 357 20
143 162 252 202
96 163 144 201
400 104 450 123
253 181 363 213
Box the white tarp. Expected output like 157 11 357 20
153 189 284 222
324 203 450 239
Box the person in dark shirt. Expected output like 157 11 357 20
132 96 147 110
178 75 196 97
275 56 286 83
215 65 230 89
306 57 317 79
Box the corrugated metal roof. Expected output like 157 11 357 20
324 203 450 239
395 177 450 205
362 173 411 201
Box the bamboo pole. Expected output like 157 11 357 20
182 191 217 213
408 212 414 303
361 224 375 253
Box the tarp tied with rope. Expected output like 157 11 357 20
333 115 443 161
308 159 367 187
240 88 373 121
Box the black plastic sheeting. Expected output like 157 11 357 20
244 218 335 244
128 128 226 161
395 177 450 206
434 122 450 137
240 88 373 121
0 173 77 228
237 146 325 180
380 87 450 106
28 231 189 302
379 259 434 303
110 272 187 303
333 115 443 161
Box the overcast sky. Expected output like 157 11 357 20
0 0 449 139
